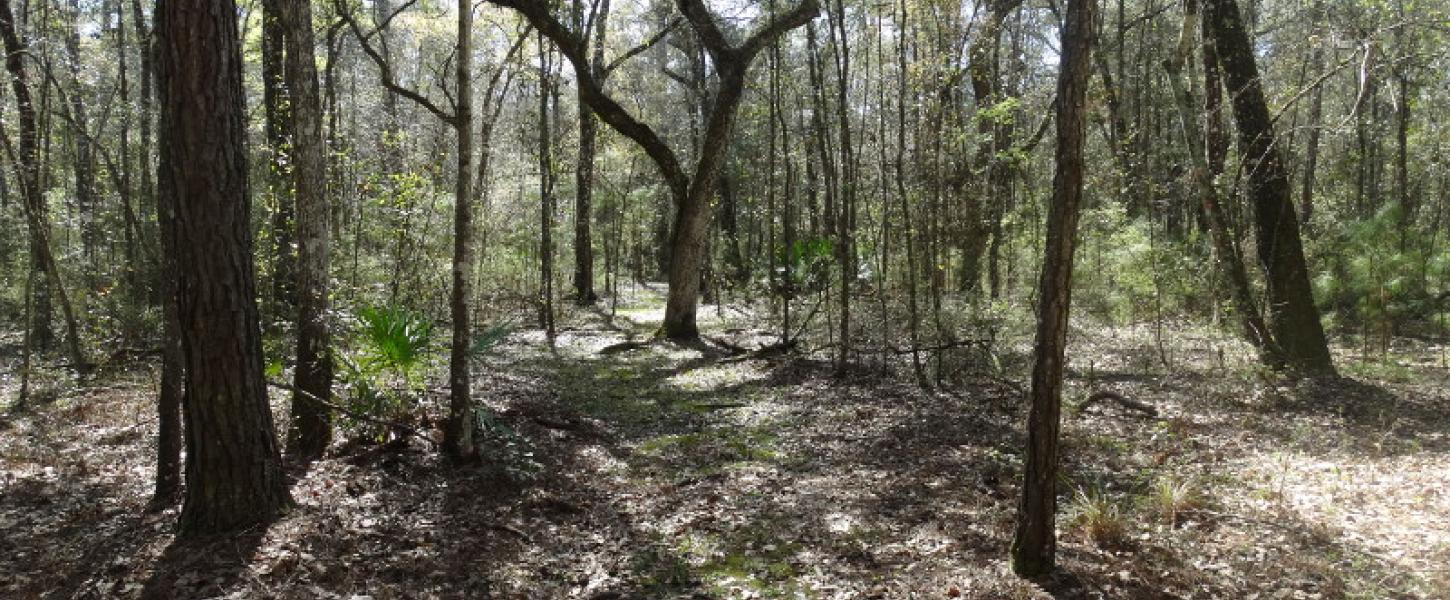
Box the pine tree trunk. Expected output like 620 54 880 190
1011 0 1094 576
152 96 183 509
156 0 292 535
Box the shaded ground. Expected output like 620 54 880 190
2 287 1447 599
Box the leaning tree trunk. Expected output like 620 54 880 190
1203 0 1335 376
156 0 293 535
1011 0 1094 577
1163 2 1285 370
283 0 334 459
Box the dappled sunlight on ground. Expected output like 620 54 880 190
2 291 1447 598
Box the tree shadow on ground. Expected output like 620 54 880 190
138 529 270 600
0 477 162 599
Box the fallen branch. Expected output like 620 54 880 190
598 340 651 355
721 339 798 363
881 339 991 355
1075 390 1159 417
267 381 440 447
705 335 749 355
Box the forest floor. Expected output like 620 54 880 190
1 284 1448 599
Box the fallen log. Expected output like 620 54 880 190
1075 390 1159 417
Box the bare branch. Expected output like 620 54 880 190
334 0 457 125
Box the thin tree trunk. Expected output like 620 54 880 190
65 0 100 264
537 37 556 337
827 0 856 373
1298 47 1324 226
284 0 334 460
572 0 607 306
443 0 477 461
1011 0 1094 576
264 0 295 317
896 0 925 387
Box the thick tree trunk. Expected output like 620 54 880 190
443 0 477 462
1203 0 1335 376
663 68 748 340
491 0 818 341
156 0 292 535
284 0 334 460
1011 0 1093 577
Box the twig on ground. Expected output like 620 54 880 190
267 380 440 447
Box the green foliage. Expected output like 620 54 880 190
356 306 435 380
1074 204 1205 324
774 237 835 298
1311 202 1450 343
337 306 436 441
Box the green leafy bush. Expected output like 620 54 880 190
338 306 436 441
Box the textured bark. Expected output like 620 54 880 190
156 0 292 535
152 92 183 508
1203 0 1335 376
1011 0 1093 577
443 0 476 462
283 0 334 459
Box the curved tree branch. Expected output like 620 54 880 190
334 0 457 125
